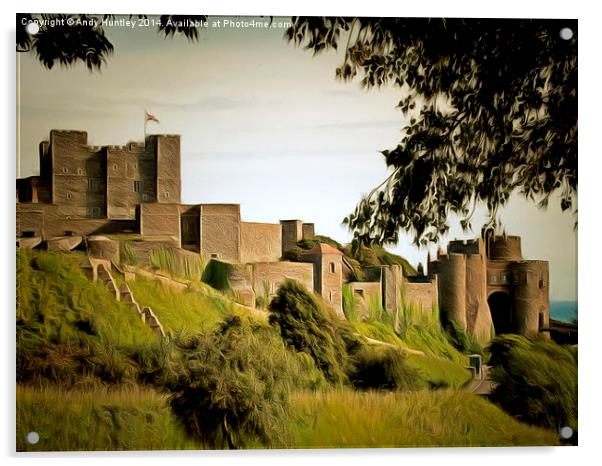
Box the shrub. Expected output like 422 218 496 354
488 335 577 431
444 318 484 356
165 316 324 449
348 344 424 391
268 280 349 385
201 259 232 291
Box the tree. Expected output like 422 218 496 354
286 18 577 246
268 280 349 385
16 14 204 70
487 335 577 433
165 316 310 449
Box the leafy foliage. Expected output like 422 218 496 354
348 344 423 391
164 316 324 449
268 280 349 385
17 14 114 70
488 335 577 431
287 17 577 245
16 14 201 71
201 259 232 291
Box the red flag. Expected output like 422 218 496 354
145 110 160 124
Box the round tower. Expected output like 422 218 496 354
488 235 522 261
511 261 547 335
438 253 467 328
465 252 492 341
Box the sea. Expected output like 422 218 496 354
550 301 578 323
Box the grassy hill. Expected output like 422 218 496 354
16 249 560 450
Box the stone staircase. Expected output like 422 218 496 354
89 259 166 338
119 282 165 337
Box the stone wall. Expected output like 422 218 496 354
509 260 550 336
240 221 281 263
16 204 45 237
106 142 154 219
249 261 314 299
25 130 181 222
139 203 181 243
154 135 181 204
200 204 241 262
465 253 492 340
118 239 180 267
88 236 120 263
319 253 344 317
436 254 467 327
488 235 522 261
348 281 381 319
50 130 107 219
402 277 438 312
16 203 136 238
382 265 402 315
180 205 200 251
302 223 315 240
280 220 302 255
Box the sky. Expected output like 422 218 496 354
16 15 578 301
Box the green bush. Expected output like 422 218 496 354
201 259 232 291
268 280 349 385
488 335 577 431
165 316 324 449
348 344 424 391
444 318 484 356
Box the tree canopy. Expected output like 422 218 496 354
287 17 577 246
16 14 204 70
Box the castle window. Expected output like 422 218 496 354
329 291 334 303
539 277 545 289
90 207 101 218
88 178 100 193
330 262 336 273
77 168 84 175
489 272 498 285
134 181 143 193
142 193 153 202
66 192 72 199
501 272 511 285
354 289 364 298
164 191 170 200
62 167 68 173
113 164 118 170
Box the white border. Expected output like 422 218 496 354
2 1 599 465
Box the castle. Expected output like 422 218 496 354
16 130 551 341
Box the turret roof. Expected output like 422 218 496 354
303 243 343 256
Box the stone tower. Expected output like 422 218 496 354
302 243 344 318
429 229 550 341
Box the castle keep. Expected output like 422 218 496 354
16 130 551 340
